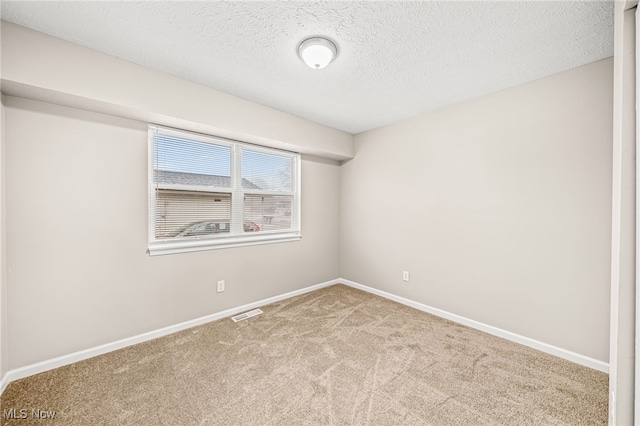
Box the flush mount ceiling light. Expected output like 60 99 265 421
297 37 338 70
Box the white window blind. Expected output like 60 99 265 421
148 125 301 255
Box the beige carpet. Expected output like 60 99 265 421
1 284 608 425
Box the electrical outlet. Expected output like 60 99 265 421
217 280 225 293
402 271 410 282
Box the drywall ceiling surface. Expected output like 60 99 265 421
0 1 613 134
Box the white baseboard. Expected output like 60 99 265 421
0 278 340 394
339 279 609 374
0 372 8 395
0 276 608 395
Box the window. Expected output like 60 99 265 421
148 125 300 255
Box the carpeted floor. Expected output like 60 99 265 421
1 284 608 425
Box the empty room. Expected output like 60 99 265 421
0 1 636 425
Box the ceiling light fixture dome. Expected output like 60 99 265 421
297 37 338 70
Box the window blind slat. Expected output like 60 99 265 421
155 190 231 238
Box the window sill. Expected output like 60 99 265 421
148 232 301 256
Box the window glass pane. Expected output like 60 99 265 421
243 195 292 232
154 135 231 186
241 149 292 191
155 190 231 239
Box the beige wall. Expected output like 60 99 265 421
341 58 613 362
4 96 340 368
609 3 636 424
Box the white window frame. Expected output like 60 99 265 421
148 125 301 256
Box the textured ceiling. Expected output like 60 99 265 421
1 1 614 134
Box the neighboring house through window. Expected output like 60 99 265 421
148 125 301 255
